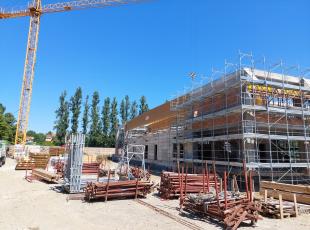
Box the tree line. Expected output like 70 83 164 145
0 104 16 143
54 87 149 147
0 102 55 145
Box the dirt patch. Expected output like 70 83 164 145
0 158 309 230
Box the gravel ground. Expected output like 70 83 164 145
0 158 309 230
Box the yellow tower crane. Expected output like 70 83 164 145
0 0 140 145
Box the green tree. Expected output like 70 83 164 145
120 95 130 124
0 104 16 143
27 130 55 145
130 100 138 120
27 130 36 137
54 91 69 145
139 95 149 115
125 95 130 121
34 133 46 144
82 95 89 135
89 91 101 146
109 97 119 147
120 99 126 124
0 103 6 115
4 113 15 127
70 87 82 133
47 131 53 135
102 97 110 136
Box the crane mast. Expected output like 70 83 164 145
0 0 140 145
15 0 42 144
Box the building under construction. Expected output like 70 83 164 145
125 55 310 185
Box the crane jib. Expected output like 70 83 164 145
0 0 142 145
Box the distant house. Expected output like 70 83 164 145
26 136 34 143
45 133 55 142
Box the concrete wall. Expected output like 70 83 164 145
130 130 175 168
84 147 115 156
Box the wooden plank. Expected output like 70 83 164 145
260 189 310 205
232 211 247 230
293 194 298 217
279 194 284 219
126 102 177 131
261 181 310 195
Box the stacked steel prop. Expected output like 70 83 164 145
159 171 220 199
85 176 152 201
160 162 221 199
182 161 262 230
82 162 100 174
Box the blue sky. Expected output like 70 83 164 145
0 0 309 133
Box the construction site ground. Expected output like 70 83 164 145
1 158 310 230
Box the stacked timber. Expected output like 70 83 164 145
85 180 152 201
15 153 49 170
32 168 59 183
159 171 220 199
15 158 35 170
183 193 261 230
260 181 310 205
49 147 65 157
82 162 100 174
29 153 49 168
260 199 298 218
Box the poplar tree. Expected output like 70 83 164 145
89 91 100 146
70 87 82 133
54 91 69 145
120 99 126 124
82 95 89 135
130 100 138 120
110 97 118 138
102 97 110 136
139 95 149 115
125 95 130 121
0 104 5 114
0 104 16 143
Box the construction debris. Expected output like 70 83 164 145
159 171 220 199
85 179 152 201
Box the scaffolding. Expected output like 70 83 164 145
170 52 310 185
116 126 147 179
64 133 85 193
